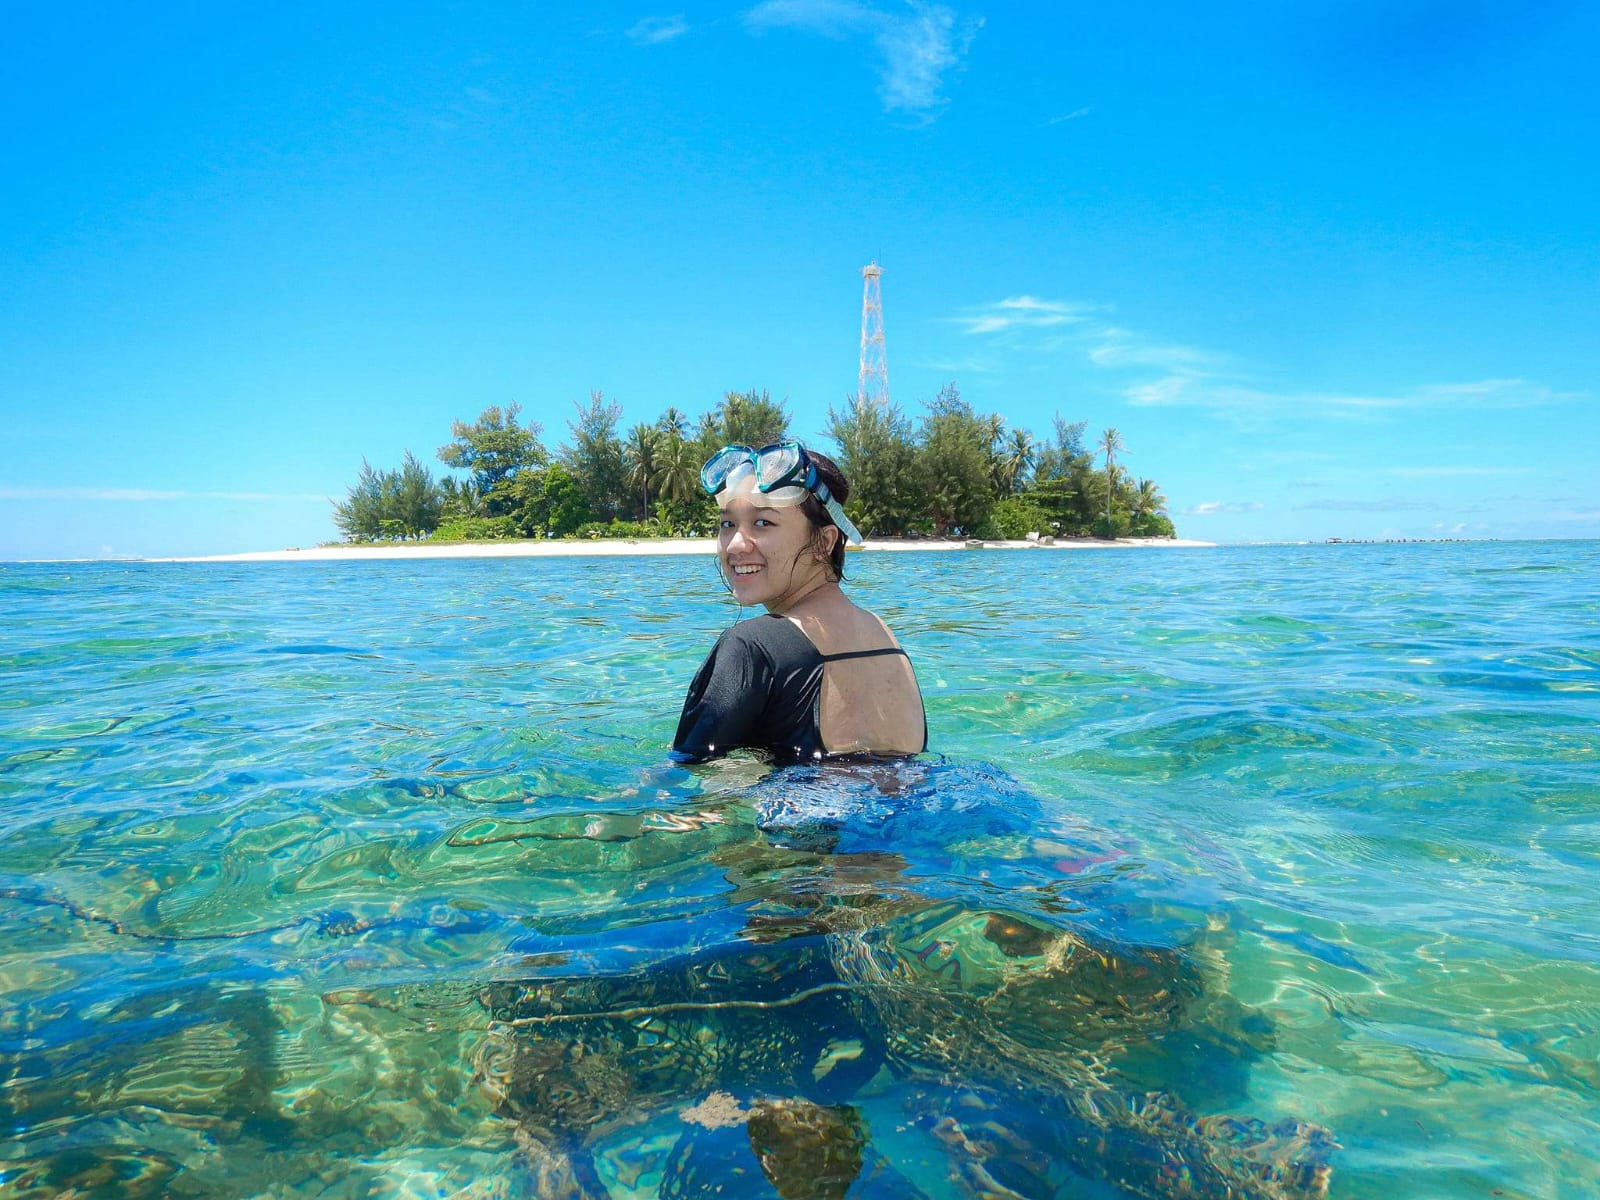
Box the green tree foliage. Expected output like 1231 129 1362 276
337 388 1177 544
651 433 715 534
508 461 592 537
436 405 545 516
1130 477 1175 538
433 514 518 540
561 391 629 523
826 395 920 536
915 383 997 537
657 407 690 439
1098 427 1126 528
542 462 595 536
979 496 1054 540
439 476 486 519
1034 416 1089 482
690 411 723 467
332 460 389 542
997 427 1035 496
714 389 790 448
623 423 659 519
392 451 444 538
332 453 443 542
1024 415 1099 536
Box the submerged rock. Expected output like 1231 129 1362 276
480 895 1336 1200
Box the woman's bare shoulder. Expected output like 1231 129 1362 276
788 595 902 657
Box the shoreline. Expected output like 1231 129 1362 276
154 536 1217 563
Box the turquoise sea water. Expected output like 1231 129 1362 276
1 543 1596 1199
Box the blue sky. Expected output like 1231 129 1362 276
3 1 1596 558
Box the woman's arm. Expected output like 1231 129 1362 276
671 627 773 763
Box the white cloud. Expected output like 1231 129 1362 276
951 296 1094 334
956 299 1219 376
745 0 982 118
1087 330 1215 370
1183 500 1264 516
1124 375 1198 407
1045 107 1092 125
876 4 978 114
627 14 690 44
1 487 326 502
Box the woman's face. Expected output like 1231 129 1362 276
717 493 836 610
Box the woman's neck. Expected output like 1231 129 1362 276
763 572 841 616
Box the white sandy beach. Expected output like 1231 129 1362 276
162 536 1215 563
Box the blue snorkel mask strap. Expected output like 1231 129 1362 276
800 468 865 547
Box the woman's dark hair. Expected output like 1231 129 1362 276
798 449 851 581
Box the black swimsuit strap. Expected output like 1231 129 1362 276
818 647 909 663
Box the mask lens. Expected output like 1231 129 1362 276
754 443 802 490
701 445 756 494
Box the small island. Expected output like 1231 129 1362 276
328 386 1180 549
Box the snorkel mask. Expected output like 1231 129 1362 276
701 441 864 546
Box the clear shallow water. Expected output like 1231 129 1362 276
1 543 1596 1199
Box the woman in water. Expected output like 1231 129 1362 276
672 441 926 764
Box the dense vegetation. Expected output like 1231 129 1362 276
331 386 1175 543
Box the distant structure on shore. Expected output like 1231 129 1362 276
858 262 890 407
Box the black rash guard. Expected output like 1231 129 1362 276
672 613 926 765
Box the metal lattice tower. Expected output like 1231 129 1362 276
858 262 889 407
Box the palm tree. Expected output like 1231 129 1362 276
440 476 487 518
1099 427 1125 526
1131 477 1167 521
652 435 699 503
983 413 1005 448
657 407 690 440
983 414 1008 496
624 423 659 517
1001 428 1034 495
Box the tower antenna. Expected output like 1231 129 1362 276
858 261 889 408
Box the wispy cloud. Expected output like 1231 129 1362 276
1086 328 1217 370
1407 379 1570 408
1045 107 1091 125
627 14 690 44
1 487 326 502
744 0 982 119
1183 500 1264 516
952 292 1583 428
1387 465 1528 478
950 296 1095 335
956 300 1220 379
1291 497 1440 513
1124 375 1575 418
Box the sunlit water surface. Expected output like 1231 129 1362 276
1 543 1596 1199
